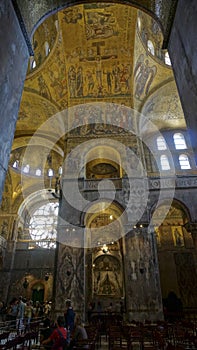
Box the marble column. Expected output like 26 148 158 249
0 0 29 203
123 225 163 322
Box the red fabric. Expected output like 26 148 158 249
50 327 67 350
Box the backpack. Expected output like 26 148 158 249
53 328 69 350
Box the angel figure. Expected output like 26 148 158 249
134 54 157 100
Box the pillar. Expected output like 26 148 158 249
123 224 163 322
0 0 30 203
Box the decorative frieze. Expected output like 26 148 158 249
149 176 197 190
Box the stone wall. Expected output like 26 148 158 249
168 0 197 164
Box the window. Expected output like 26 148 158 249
179 154 191 169
23 164 30 173
48 168 54 177
157 136 167 150
160 155 170 170
173 133 187 150
137 17 141 31
165 51 171 66
29 202 58 249
13 160 19 169
35 168 42 176
32 60 36 69
147 40 154 55
44 41 50 56
58 166 63 175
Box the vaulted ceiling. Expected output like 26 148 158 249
6 3 185 213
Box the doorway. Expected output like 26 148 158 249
32 282 45 303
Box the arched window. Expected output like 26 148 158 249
29 202 58 249
147 40 154 55
35 168 42 176
31 59 36 69
44 41 50 56
58 166 63 175
137 17 141 31
13 160 19 169
156 136 167 150
160 155 170 170
48 168 54 177
179 154 191 169
23 164 30 173
173 133 187 149
54 19 59 32
165 51 171 66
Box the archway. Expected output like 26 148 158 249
32 282 45 304
85 145 122 180
152 200 197 318
84 200 125 316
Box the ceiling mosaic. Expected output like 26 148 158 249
6 3 185 213
141 81 186 130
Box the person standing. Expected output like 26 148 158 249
24 300 33 330
64 300 75 333
17 296 26 334
7 298 18 327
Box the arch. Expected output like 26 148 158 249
92 254 123 297
18 189 57 218
15 0 177 49
82 199 127 249
151 198 195 310
84 200 125 308
150 198 192 227
28 201 58 249
31 282 45 304
85 145 122 179
82 199 126 227
141 80 186 133
17 189 59 248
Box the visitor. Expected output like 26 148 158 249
64 300 75 333
41 315 67 350
7 297 18 327
17 296 26 334
69 315 88 349
24 299 33 330
40 317 54 349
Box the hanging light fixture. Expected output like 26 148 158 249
102 244 109 254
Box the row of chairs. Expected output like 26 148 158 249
72 325 100 350
107 321 197 350
0 330 38 350
0 320 41 350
